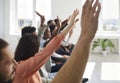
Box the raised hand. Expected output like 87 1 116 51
56 16 61 29
35 11 45 27
67 16 71 22
81 0 101 42
69 9 79 27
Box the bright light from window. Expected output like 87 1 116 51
103 0 119 19
17 0 33 30
36 0 51 21
18 0 33 19
101 62 120 80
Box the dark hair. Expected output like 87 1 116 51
47 20 53 25
0 39 9 61
47 20 56 34
54 19 58 24
15 34 40 62
22 26 36 36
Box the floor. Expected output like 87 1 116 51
83 54 120 83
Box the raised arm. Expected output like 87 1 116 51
16 9 79 78
35 11 47 39
62 19 79 46
52 0 101 83
60 16 71 31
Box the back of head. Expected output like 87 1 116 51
15 34 40 62
0 39 8 61
22 26 36 36
47 20 53 26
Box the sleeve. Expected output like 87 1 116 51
38 25 47 39
52 52 63 58
61 37 70 46
16 33 65 78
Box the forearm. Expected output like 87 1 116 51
61 25 72 37
52 52 63 58
17 33 65 77
38 25 47 39
60 19 68 31
52 36 91 83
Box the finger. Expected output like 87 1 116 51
75 19 79 22
82 0 89 15
57 16 60 21
95 3 101 19
35 11 42 17
90 0 99 14
86 0 94 13
74 9 79 16
76 9 79 15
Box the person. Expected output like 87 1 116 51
0 8 79 83
47 19 71 56
0 0 101 83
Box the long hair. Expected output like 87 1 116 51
15 34 40 62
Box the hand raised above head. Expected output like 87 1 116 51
35 11 45 27
69 9 79 27
81 0 101 41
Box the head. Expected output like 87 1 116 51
0 39 17 83
47 20 56 34
54 18 62 26
22 26 37 36
15 34 40 62
43 28 51 40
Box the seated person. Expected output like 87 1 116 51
47 17 79 56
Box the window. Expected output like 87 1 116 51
36 0 51 28
102 0 119 31
82 0 120 34
18 0 33 31
10 0 51 35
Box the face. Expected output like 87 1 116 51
49 20 59 36
32 31 38 36
44 28 51 39
0 46 17 82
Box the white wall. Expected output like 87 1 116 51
52 0 83 44
0 0 5 38
3 0 20 51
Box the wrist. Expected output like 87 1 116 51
41 22 44 27
78 36 93 44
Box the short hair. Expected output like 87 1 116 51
54 19 58 24
22 26 36 36
0 39 9 61
15 33 40 62
47 20 53 25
